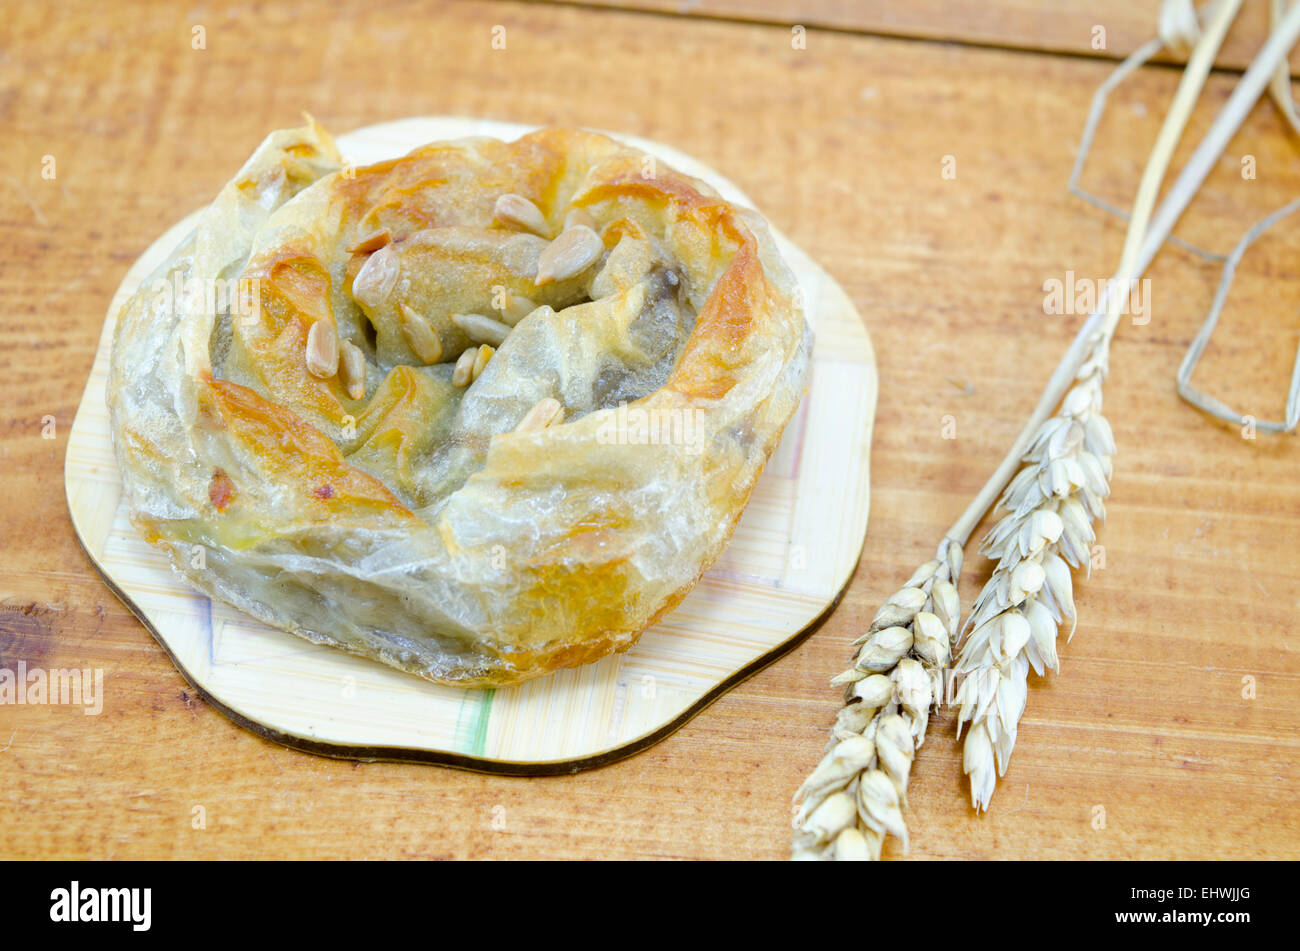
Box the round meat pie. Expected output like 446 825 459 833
107 119 812 687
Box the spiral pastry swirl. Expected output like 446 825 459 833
108 119 811 686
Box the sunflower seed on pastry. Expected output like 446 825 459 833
514 397 564 433
534 225 603 285
471 344 494 381
305 320 339 378
399 303 443 364
452 312 511 347
339 339 366 399
494 193 550 237
352 244 399 308
496 292 537 326
451 347 478 387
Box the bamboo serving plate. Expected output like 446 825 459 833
64 117 878 773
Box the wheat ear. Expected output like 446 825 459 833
955 0 1300 809
792 0 1300 855
790 538 963 860
954 348 1114 809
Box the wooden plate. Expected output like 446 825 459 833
64 117 877 773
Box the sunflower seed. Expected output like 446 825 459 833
471 344 494 381
452 312 511 347
451 347 477 387
351 245 399 309
399 303 442 364
305 320 339 378
534 225 603 286
494 193 550 237
514 396 564 433
339 339 366 399
496 292 537 326
590 234 655 299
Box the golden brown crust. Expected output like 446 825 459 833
107 121 812 687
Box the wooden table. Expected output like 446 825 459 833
2 0 1297 859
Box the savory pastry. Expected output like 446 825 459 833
107 118 812 687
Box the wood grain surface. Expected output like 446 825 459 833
2 0 1298 859
576 0 1300 71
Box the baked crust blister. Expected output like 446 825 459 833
107 119 813 687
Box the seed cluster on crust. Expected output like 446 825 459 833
301 192 624 406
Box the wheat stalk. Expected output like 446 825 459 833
792 0 1300 857
955 346 1114 809
790 538 962 860
954 0 1254 810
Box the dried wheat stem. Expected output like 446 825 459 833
791 538 963 860
948 0 1291 549
793 1 1300 855
954 0 1272 811
954 344 1115 809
